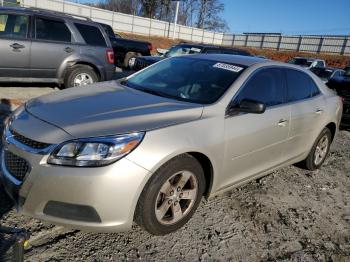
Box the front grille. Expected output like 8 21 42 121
4 151 30 182
10 127 51 149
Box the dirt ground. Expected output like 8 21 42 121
0 105 349 261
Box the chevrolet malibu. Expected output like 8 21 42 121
1 55 343 235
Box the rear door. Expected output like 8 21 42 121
0 12 31 78
283 68 326 159
30 16 75 79
221 67 290 188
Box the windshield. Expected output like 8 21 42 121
311 68 334 79
288 58 312 67
164 45 202 58
123 57 246 104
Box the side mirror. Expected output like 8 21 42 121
229 99 266 114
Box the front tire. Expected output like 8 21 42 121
299 127 332 170
135 154 205 235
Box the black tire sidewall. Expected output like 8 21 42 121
124 53 138 69
65 66 98 88
135 154 205 235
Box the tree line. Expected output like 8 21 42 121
83 0 229 32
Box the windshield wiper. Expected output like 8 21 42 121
136 87 174 99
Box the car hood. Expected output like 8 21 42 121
25 81 203 139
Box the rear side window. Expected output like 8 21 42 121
36 17 71 42
235 68 285 107
285 69 320 102
75 23 106 47
0 14 29 39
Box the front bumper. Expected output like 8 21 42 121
1 140 150 233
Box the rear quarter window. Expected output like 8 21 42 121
75 23 107 47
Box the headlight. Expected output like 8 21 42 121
47 132 144 167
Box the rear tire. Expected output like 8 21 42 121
124 52 139 70
298 128 332 170
135 154 205 235
64 65 99 88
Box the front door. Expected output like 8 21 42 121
220 68 290 190
0 12 31 78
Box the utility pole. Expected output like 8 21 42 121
172 1 180 39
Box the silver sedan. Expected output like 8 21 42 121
1 54 343 235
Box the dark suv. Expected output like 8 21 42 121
327 66 350 128
132 43 251 71
0 7 115 88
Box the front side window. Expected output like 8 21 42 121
0 14 29 39
123 57 246 104
234 68 285 107
286 69 320 102
36 17 71 42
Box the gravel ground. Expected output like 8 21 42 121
0 91 349 261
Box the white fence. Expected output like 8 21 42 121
20 0 350 55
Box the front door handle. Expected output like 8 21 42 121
10 43 25 49
315 108 324 115
64 47 74 53
277 119 288 127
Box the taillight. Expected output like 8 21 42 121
148 43 153 51
340 96 345 104
106 49 114 64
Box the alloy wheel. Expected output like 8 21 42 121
155 171 198 225
314 135 329 165
73 73 94 87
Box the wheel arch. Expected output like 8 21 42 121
186 152 214 198
325 122 336 142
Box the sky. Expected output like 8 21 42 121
221 0 350 35
73 0 350 35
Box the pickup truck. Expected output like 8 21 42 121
99 23 152 68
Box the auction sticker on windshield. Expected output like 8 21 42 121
213 63 243 72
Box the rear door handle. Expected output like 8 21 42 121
10 43 25 49
64 47 74 53
315 109 324 115
277 119 288 127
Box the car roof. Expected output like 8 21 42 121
0 6 92 22
184 54 268 67
177 42 246 51
293 57 322 62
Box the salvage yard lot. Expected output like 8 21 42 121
0 77 349 260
